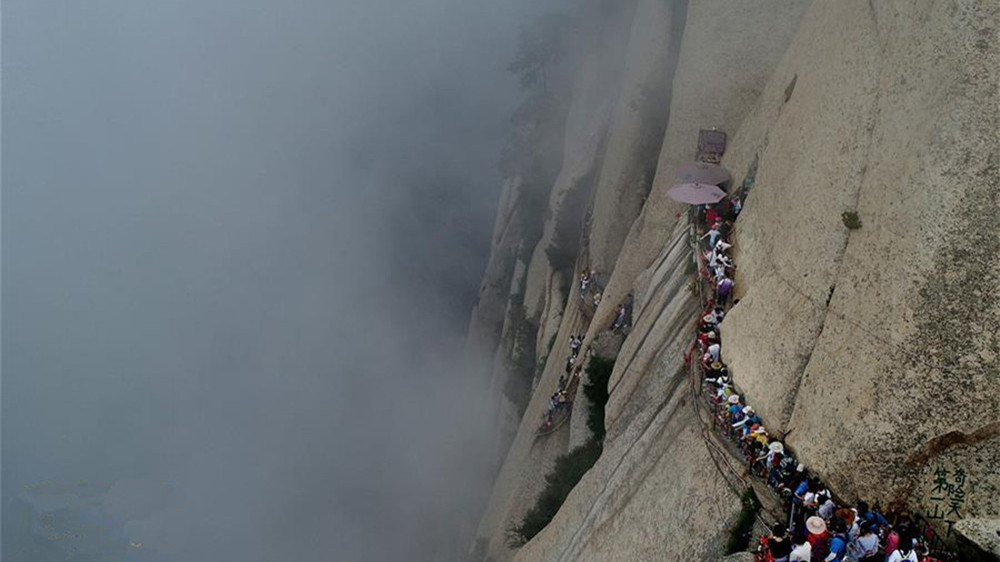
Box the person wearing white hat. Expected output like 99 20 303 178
805 516 831 561
757 440 783 464
733 408 762 437
755 439 785 479
702 307 726 327
725 396 743 424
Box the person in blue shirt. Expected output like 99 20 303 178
824 519 847 561
728 402 743 419
732 406 761 437
794 477 811 502
856 501 888 529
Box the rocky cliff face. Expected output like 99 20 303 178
469 0 1000 560
722 0 1000 527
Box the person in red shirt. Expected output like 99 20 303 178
705 205 721 226
805 517 830 562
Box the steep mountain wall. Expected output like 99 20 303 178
585 0 684 274
470 0 809 558
513 221 739 562
585 0 811 347
470 0 1000 559
721 0 1000 524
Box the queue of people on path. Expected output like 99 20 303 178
689 202 956 562
580 269 594 299
543 338 586 430
580 269 604 308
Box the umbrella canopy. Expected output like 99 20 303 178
675 162 731 185
667 182 727 205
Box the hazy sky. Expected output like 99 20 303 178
2 1 550 560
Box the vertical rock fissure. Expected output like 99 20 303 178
554 364 692 562
606 235 692 398
780 4 884 430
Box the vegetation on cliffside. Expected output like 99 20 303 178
724 488 761 554
507 355 615 547
502 304 539 417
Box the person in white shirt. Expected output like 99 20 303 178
706 251 720 270
713 264 727 281
707 343 721 361
816 492 836 520
789 540 811 562
711 307 725 325
701 228 721 249
886 541 918 562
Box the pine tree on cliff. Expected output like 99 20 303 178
507 14 570 93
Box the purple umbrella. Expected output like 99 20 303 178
675 162 731 185
667 183 728 205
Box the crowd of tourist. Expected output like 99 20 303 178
579 269 604 308
542 337 585 430
689 201 956 562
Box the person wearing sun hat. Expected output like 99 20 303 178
698 329 718 348
749 424 770 445
806 516 831 561
733 407 762 437
701 308 720 327
732 406 754 427
758 439 784 466
726 395 743 420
